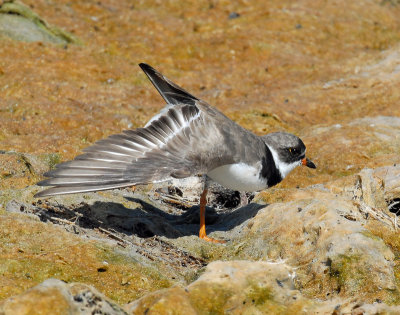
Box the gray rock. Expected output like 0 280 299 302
0 278 127 314
0 1 80 44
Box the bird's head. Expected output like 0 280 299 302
262 132 316 179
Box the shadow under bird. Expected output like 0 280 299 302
35 63 316 243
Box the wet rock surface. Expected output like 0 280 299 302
1 0 400 314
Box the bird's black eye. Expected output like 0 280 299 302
288 148 299 155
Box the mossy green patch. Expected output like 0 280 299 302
365 221 400 305
329 254 367 293
0 214 172 304
174 238 240 264
327 252 400 304
243 280 306 314
43 153 62 171
360 230 385 242
188 283 235 315
246 281 274 306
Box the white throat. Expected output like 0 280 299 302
267 145 301 179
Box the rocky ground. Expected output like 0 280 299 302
1 0 400 314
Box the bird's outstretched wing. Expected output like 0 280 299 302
35 104 221 197
35 64 262 198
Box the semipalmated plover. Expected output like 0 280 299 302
35 63 316 243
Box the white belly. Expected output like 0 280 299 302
207 163 267 192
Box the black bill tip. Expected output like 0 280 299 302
302 157 316 169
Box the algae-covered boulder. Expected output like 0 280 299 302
126 261 310 314
0 1 79 44
235 197 396 300
126 260 400 314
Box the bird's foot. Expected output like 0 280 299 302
199 225 226 243
199 234 226 244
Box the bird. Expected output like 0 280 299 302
34 63 316 243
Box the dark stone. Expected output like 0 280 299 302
228 12 240 19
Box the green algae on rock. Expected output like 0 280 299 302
126 261 309 314
126 259 400 314
0 1 80 44
0 214 172 304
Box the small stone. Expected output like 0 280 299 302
121 277 130 286
228 12 240 19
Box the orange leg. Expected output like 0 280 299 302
199 188 226 244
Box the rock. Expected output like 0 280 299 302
5 199 24 213
0 151 62 191
357 168 387 211
324 165 400 206
5 199 38 220
373 165 400 201
0 151 61 176
232 196 397 301
226 166 400 302
0 278 127 315
3 161 400 309
351 303 400 314
127 287 197 315
0 1 80 44
126 260 400 314
166 166 400 303
228 12 240 19
0 213 174 309
126 260 310 314
2 262 400 314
